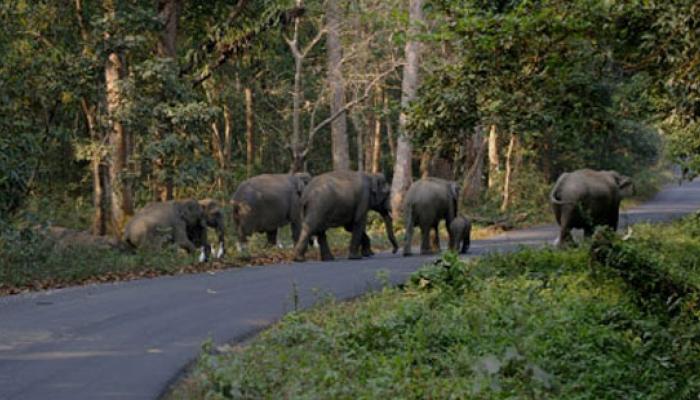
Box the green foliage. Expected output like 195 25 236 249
174 217 700 399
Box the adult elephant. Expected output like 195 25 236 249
123 199 210 260
231 173 311 252
403 177 460 256
293 171 399 262
550 169 634 246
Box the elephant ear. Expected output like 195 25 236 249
616 175 634 195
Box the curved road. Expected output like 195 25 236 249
1 179 699 400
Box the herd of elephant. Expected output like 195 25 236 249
123 168 634 262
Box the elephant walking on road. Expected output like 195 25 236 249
449 215 471 254
123 199 211 260
403 177 460 256
231 173 311 252
293 171 399 262
550 169 634 246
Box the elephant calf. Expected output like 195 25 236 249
123 199 211 261
403 177 460 256
448 215 471 254
188 199 225 259
550 169 633 246
231 173 311 252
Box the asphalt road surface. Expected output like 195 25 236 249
1 179 699 400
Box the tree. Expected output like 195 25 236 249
326 0 350 170
390 0 424 218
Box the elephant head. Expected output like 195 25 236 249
199 199 225 258
293 172 312 196
368 173 399 253
610 171 634 197
178 199 206 228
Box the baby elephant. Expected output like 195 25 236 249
448 215 471 254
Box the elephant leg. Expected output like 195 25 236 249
266 230 279 248
293 224 312 262
420 224 433 255
556 205 575 247
291 220 301 244
403 211 415 257
432 224 441 252
461 227 471 254
317 231 334 261
361 232 373 257
348 220 367 260
609 206 620 231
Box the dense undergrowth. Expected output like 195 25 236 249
171 214 700 399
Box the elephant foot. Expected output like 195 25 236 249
321 254 335 261
403 251 413 257
348 253 363 260
362 249 374 257
293 254 306 262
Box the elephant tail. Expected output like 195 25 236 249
549 189 574 205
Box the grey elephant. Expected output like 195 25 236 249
550 169 634 246
448 215 471 254
293 170 399 262
403 177 460 256
187 199 225 259
123 199 210 260
231 173 312 252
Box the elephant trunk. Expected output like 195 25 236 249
381 212 399 254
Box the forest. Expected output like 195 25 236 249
0 0 699 284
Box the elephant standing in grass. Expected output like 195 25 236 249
123 199 210 260
293 171 399 262
449 215 471 254
550 169 634 246
403 177 460 256
231 173 311 252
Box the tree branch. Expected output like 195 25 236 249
303 63 401 156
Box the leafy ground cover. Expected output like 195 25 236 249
169 213 700 399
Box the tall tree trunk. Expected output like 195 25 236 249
501 133 518 212
245 87 254 177
104 3 133 234
487 124 499 188
419 152 431 178
154 0 180 201
462 127 487 205
290 52 305 172
371 87 383 174
81 99 110 236
384 93 396 161
350 111 365 172
390 0 424 218
326 0 350 170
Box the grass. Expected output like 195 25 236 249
167 214 700 399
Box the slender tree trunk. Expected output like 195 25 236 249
76 0 111 235
211 119 225 190
371 87 382 174
501 133 518 212
326 0 350 170
350 111 365 172
390 0 424 218
487 124 499 188
290 52 305 172
245 87 254 177
154 0 180 201
462 127 487 205
104 25 133 234
384 93 396 161
419 152 430 178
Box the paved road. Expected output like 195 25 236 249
1 179 699 400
